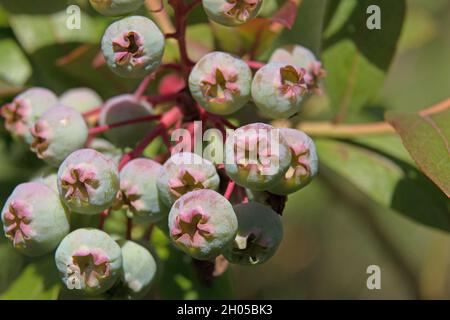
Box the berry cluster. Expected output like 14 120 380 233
1 0 324 299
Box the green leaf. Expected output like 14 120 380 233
386 109 450 197
322 0 406 120
0 241 24 294
316 139 450 232
0 255 61 300
0 38 32 86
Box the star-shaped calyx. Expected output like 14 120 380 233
171 207 213 247
112 31 145 67
200 68 240 105
3 200 33 248
1 99 31 136
60 165 100 203
66 248 110 290
223 0 260 23
278 65 308 100
168 170 206 199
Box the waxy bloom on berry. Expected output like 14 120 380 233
89 0 145 16
168 189 238 260
1 182 69 257
55 228 122 295
252 62 310 119
157 152 220 207
268 128 318 195
1 87 57 142
189 52 252 115
101 16 165 78
57 149 119 214
202 0 263 26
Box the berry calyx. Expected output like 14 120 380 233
3 201 32 247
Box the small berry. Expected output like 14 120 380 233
189 51 252 115
89 0 145 16
269 45 326 94
115 158 168 223
30 105 88 167
224 202 283 265
1 182 69 257
90 138 123 165
112 240 157 299
202 0 263 26
101 16 165 78
225 123 291 191
157 152 220 207
268 128 318 195
55 228 122 295
1 87 57 141
168 189 238 260
99 94 155 148
57 149 120 215
32 167 58 193
59 87 103 114
251 62 309 119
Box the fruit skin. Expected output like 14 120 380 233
116 158 168 223
99 94 155 148
251 62 309 119
59 87 103 114
1 182 70 257
157 152 220 208
112 240 157 299
89 0 145 16
268 128 318 195
168 189 238 260
202 0 263 26
30 105 88 167
224 202 283 265
90 138 123 165
55 228 122 295
101 16 164 78
225 123 292 191
1 87 57 142
57 149 120 215
189 51 252 115
31 167 58 193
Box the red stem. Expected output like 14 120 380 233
224 180 236 200
98 208 111 230
89 114 161 136
246 60 266 70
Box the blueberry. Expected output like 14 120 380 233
55 228 122 295
168 189 237 260
251 62 309 119
157 152 220 207
189 51 252 115
90 138 123 165
30 105 88 167
89 0 145 16
99 94 155 148
101 16 165 78
202 0 263 26
1 87 57 142
1 182 69 257
59 87 103 114
225 123 291 191
57 149 120 214
268 128 318 195
224 202 283 265
116 158 168 223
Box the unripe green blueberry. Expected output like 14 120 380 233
1 87 57 141
225 123 291 191
268 128 318 195
269 45 326 94
168 189 238 260
202 0 263 26
101 16 165 78
57 149 119 214
90 138 123 165
157 152 220 207
224 202 283 265
251 62 309 119
116 158 168 223
89 0 145 16
30 105 88 167
31 167 58 193
59 87 103 114
55 228 122 295
1 182 69 257
113 240 157 299
99 94 155 148
189 52 252 115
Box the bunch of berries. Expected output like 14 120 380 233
0 0 324 298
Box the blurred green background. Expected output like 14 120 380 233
0 0 449 299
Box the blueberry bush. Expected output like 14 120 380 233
0 0 449 300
